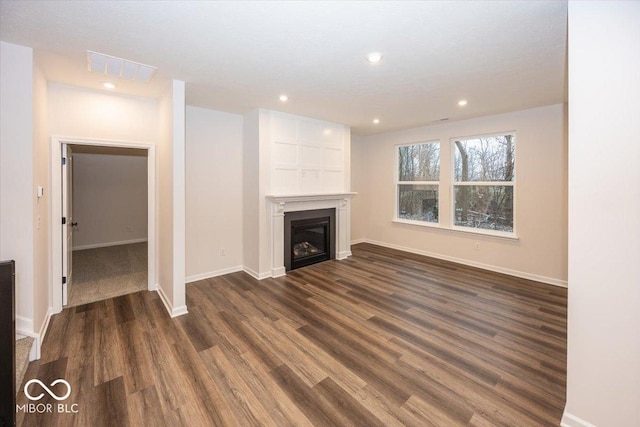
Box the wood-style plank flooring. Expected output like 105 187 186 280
17 243 567 426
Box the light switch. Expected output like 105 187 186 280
37 186 44 198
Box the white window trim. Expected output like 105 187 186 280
394 140 441 224
391 218 519 240
450 132 517 237
452 181 515 187
392 217 443 229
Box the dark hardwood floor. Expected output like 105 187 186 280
17 243 567 426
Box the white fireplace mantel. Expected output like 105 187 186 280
266 192 356 205
266 192 356 277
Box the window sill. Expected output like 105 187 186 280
392 218 520 241
393 218 442 230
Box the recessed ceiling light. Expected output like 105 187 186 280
103 82 116 90
279 94 288 102
366 52 383 63
373 118 380 124
458 99 468 106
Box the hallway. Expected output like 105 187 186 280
68 243 147 307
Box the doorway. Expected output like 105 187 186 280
51 137 156 313
65 144 149 306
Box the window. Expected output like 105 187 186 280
396 142 440 223
453 133 515 233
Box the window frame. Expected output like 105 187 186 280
450 131 517 237
394 140 441 227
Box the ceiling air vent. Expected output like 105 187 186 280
86 51 157 83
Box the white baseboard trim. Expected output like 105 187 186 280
561 411 597 427
16 308 53 361
156 285 169 310
156 284 189 318
350 238 366 245
337 250 352 260
186 265 243 283
16 315 34 336
171 305 189 318
271 267 286 278
243 266 271 280
34 308 53 360
360 239 568 288
73 238 148 251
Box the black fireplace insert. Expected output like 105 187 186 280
284 209 336 271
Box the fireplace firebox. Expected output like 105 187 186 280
284 209 336 271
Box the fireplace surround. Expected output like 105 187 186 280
266 192 355 278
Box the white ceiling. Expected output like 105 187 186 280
0 1 567 135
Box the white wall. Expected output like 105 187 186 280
72 152 147 249
172 81 186 315
564 2 640 426
185 106 243 281
242 109 272 278
33 52 50 341
48 82 186 317
242 110 261 276
48 84 159 313
352 104 567 285
158 85 174 307
350 134 368 242
48 83 159 142
0 41 34 335
156 80 187 316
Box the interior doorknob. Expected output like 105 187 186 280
71 222 78 227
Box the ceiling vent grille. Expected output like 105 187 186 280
86 50 157 83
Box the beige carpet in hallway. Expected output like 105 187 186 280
68 242 147 307
15 337 33 393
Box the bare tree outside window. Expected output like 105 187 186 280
398 143 439 181
453 134 515 232
397 142 440 223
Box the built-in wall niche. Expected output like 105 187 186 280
270 113 347 195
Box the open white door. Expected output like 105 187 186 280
61 144 74 306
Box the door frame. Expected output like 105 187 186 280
50 136 156 313
61 144 73 306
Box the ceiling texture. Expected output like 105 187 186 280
0 1 567 135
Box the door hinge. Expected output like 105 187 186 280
62 157 66 165
62 276 67 284
62 217 66 225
